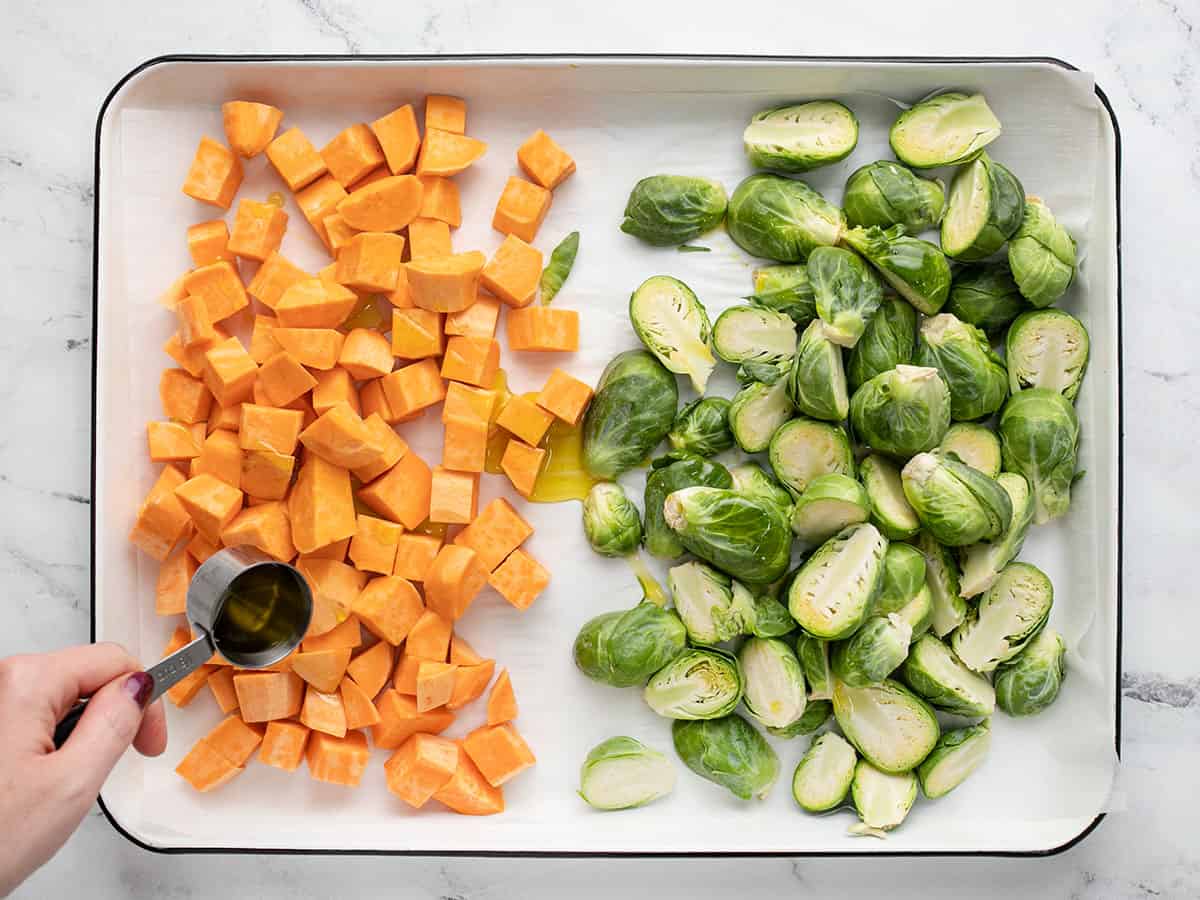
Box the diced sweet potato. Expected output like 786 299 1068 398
480 235 542 308
148 421 202 462
390 308 444 361
406 252 486 313
392 533 442 583
207 666 240 714
340 675 382 729
507 306 580 352
489 548 551 611
239 403 304 454
445 295 501 339
222 101 283 158
256 350 317 408
160 368 214 424
442 382 497 423
234 670 305 722
418 176 462 227
296 559 366 637
311 367 361 417
202 337 258 407
220 500 295 562
372 689 455 750
536 368 593 425
416 660 457 712
349 166 389 192
517 129 576 190
182 136 243 209
303 537 351 562
442 416 488 473
272 328 345 370
359 377 398 424
428 468 480 527
276 278 358 329
448 660 495 711
450 634 484 666
207 402 242 434
190 429 243 488
423 544 488 621
187 220 233 267
407 218 452 260
416 129 487 177
299 405 384 470
351 413 407 483
453 497 534 572
247 252 310 310
405 609 452 662
496 394 554 446
493 176 552 243
175 473 243 542
289 456 357 555
240 449 294 501
380 359 446 418
462 723 536 787
357 447 433 530
352 575 424 645
346 639 393 698
440 336 500 388
337 328 393 381
306 730 370 786
227 198 288 262
425 95 466 134
296 175 349 249
370 104 420 175
291 647 352 693
348 515 404 575
300 684 348 737
432 748 505 815
267 127 327 191
129 468 191 560
206 715 265 766
176 739 242 792
388 267 413 309
186 531 220 565
500 439 545 498
174 295 215 349
486 668 518 725
322 124 386 188
259 720 310 771
384 733 459 808
184 261 249 322
335 232 406 292
155 548 195 616
323 212 358 253
392 653 421 695
302 614 362 653
337 175 423 232
248 314 282 364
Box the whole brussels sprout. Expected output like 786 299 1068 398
1008 198 1077 307
850 761 918 836
728 378 794 454
901 451 1013 547
917 721 991 800
644 647 743 720
743 100 859 172
583 350 678 479
889 91 1001 169
843 225 952 316
843 160 946 234
994 626 1067 716
900 634 996 717
668 560 755 646
914 314 1009 421
940 153 1025 260
1006 308 1090 402
672 714 780 800
808 246 884 348
769 418 855 496
712 306 797 369
831 613 914 687
739 637 808 729
796 632 833 700
573 601 688 687
789 319 850 422
729 462 794 519
939 423 1002 478
620 175 727 246
946 261 1027 334
859 454 921 540
792 732 857 813
874 543 928 617
959 472 1034 598
727 173 845 262
643 453 732 559
915 531 967 638
668 397 735 457
629 276 716 393
850 364 951 459
998 388 1080 524
787 523 887 640
747 264 817 325
950 561 1053 673
578 736 676 810
832 678 940 774
771 698 833 738
663 486 793 585
582 482 643 557
789 473 870 548
847 296 917 390
749 591 799 639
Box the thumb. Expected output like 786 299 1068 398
53 672 152 804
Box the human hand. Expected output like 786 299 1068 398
0 643 167 897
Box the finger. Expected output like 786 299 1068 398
132 699 168 757
38 643 140 721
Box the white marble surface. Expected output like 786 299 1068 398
1 0 1194 896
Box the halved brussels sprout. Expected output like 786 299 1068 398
629 276 716 393
668 560 755 646
994 626 1067 716
917 721 991 800
750 590 799 639
578 736 676 810
889 92 1002 169
915 532 966 638
914 314 1008 421
727 174 846 262
998 388 1080 524
797 632 833 701
743 100 859 172
771 698 833 738
951 561 1054 673
663 486 793 585
792 732 857 813
900 634 996 717
940 153 1024 260
573 602 687 688
787 523 887 640
859 455 921 540
747 264 817 325
712 306 798 367
833 678 940 774
831 614 914 687
769 418 855 496
729 378 794 454
643 454 732 559
850 364 951 459
739 637 808 729
896 585 935 640
730 462 794 519
672 714 780 800
582 482 643 558
842 225 952 316
790 473 871 547
850 761 918 836
789 319 850 421
946 261 1027 334
843 160 945 234
847 296 917 390
583 350 679 479
1006 309 1090 402
808 246 884 349
939 423 1002 478
874 543 928 616
620 175 727 246
901 451 1013 547
668 397 735 458
645 647 743 720
1008 198 1077 307
959 472 1034 598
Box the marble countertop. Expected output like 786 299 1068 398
3 0 1194 897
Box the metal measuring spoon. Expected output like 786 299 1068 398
53 546 312 747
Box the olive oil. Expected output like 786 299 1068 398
266 191 286 208
341 294 388 331
212 566 300 657
484 370 516 476
410 519 450 540
625 552 668 606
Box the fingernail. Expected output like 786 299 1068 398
123 672 153 709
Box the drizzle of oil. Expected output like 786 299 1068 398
484 370 515 475
625 551 668 607
341 294 388 331
529 418 595 503
410 519 450 540
266 191 286 208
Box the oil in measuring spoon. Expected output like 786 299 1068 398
212 567 296 657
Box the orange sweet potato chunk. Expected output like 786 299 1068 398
187 220 233 267
407 218 452 260
300 684 348 737
335 232 406 292
306 730 370 786
205 715 266 766
311 367 361 417
391 308 444 361
289 456 357 554
507 306 580 352
428 468 479 527
517 129 576 190
186 531 220 565
296 175 349 249
321 124 386 188
291 647 353 693
190 429 243 488
447 659 495 711
424 543 488 622
416 129 487 177
440 336 500 388
339 328 393 380
346 639 394 699
174 295 214 349
492 176 552 243
372 689 455 750
404 609 452 662
425 95 467 134
416 660 457 712
302 614 362 653
352 575 424 646
276 278 358 329
406 252 486 313
489 548 551 611
445 295 501 339
462 723 536 788
384 733 460 809
350 166 389 192
299 405 384 470
234 670 305 723
240 449 295 501
227 199 288 262
480 235 542 308
207 665 240 714
351 413 407 483
176 739 242 792
442 382 497 423
370 104 421 175
393 533 442 583
148 421 202 462
323 212 358 253
220 500 295 562
267 127 327 191
418 176 462 227
432 747 505 815
340 675 382 729
380 359 446 418
496 394 554 446
337 175 423 232
222 101 283 158
155 548 196 616
160 368 214 424
272 328 345 370
453 497 533 572
392 653 421 695
257 350 318 408
486 667 518 725
536 368 594 425
450 634 484 666
348 515 404 575
202 337 258 407
175 473 243 542
358 449 433 530
442 415 488 473
248 252 310 310
184 261 248 323
259 720 310 771
500 440 546 499
182 136 243 209
248 314 282 364
239 403 304 454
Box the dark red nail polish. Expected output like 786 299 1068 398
123 671 153 708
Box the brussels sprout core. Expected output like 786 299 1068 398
579 737 676 810
644 647 743 720
739 637 808 729
951 561 1053 673
668 560 753 646
787 523 887 640
833 678 940 774
629 276 716 393
1006 309 1090 402
769 418 855 496
712 306 798 367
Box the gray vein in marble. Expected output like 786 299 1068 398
296 0 362 53
4 545 87 608
0 473 90 505
65 337 89 351
1143 369 1190 382
1122 671 1199 709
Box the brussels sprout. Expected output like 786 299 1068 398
832 678 940 774
843 160 946 234
1007 198 1077 307
900 634 996 717
792 732 857 812
727 174 846 262
914 314 1009 421
850 761 918 836
850 365 951 459
739 637 808 729
672 714 780 800
874 543 928 616
995 626 1067 716
772 698 834 738
620 175 727 246
946 261 1027 334
668 560 754 646
939 423 1002 478
889 91 1001 169
859 455 921 540
645 647 743 720
808 246 884 349
629 276 716 393
790 473 871 547
643 454 732 559
842 225 952 316
998 388 1080 524
940 153 1025 260
950 561 1054 673
540 230 579 304
712 306 798 369
573 602 688 687
1005 309 1091 402
788 319 850 422
747 264 817 325
832 614 914 687
578 736 676 810
896 585 935 640
768 418 855 497
917 722 991 800
743 100 859 173
668 398 734 458
901 451 1013 547
915 531 966 638
750 591 799 639
663 486 793 585
730 462 794 519
797 632 833 700
959 472 1034 598
582 482 643 558
787 523 887 640
847 296 917 390
728 378 794 454
583 350 679 479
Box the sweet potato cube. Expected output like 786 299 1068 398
391 308 444 361
338 328 393 380
311 367 360 417
487 668 518 725
190 429 242 488
442 382 497 423
385 733 459 808
259 720 310 771
496 394 554 446
272 328 344 370
165 330 212 378
256 351 317 408
517 129 576 190
187 220 233 267
407 218 452 260
247 252 310 310
276 278 358 329
148 421 201 462
222 100 282 158
350 166 389 191
322 124 386 188
440 336 499 388
428 469 479 527
500 440 545 499
335 232 406 292
463 723 536 787
416 661 457 712
341 676 382 729
442 416 488 473
405 609 452 662
234 670 305 722
480 235 542 308
346 639 393 699
176 739 242 792
227 198 288 262
240 450 294 500
352 575 424 646
184 261 248 322
239 403 304 455
448 660 495 711
493 176 552 243
207 666 240 714
393 533 442 583
507 306 580 352
207 401 241 434
351 414 407 483
296 175 349 249
291 647 353 693
450 634 484 666
381 359 446 418
336 175 423 232
387 267 413 309
205 715 265 766
247 315 281 364
372 690 455 750
423 544 488 621
267 126 327 191
221 500 294 561
182 136 243 209
322 212 358 253
348 515 404 575
357 449 432 529
306 730 370 785
202 337 258 407
416 129 487 177
289 456 357 555
432 749 505 815
370 104 420 175
406 251 486 313
425 95 466 134
418 176 462 227
155 548 196 616
300 685 348 738
299 405 384 470
159 272 190 310
445 295 501 339
175 295 215 350
359 378 397 424
536 368 593 425
489 548 550 611
393 653 421 694
186 531 220 564
453 498 534 572
175 473 243 542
